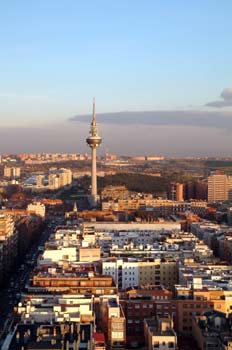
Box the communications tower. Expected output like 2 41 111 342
86 99 102 206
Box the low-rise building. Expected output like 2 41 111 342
144 317 177 350
99 296 126 349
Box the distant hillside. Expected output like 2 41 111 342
97 173 195 196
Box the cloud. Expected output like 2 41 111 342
69 109 232 130
206 88 232 108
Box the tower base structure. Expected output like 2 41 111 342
87 194 100 208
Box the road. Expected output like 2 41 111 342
0 221 56 344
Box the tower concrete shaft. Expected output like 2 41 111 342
91 147 97 202
86 99 102 206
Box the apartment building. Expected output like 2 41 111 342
208 172 232 202
4 166 21 178
144 317 177 350
48 168 72 190
192 311 232 350
102 258 178 290
30 271 117 295
99 296 126 349
27 202 46 218
120 287 175 347
0 213 18 285
168 183 184 202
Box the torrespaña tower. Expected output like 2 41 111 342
86 98 102 207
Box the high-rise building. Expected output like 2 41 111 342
4 166 21 179
0 213 18 285
185 181 208 201
35 174 45 188
194 181 208 200
86 99 102 206
168 183 184 201
48 168 72 190
208 172 232 202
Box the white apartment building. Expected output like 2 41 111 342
103 259 139 289
42 246 77 263
102 259 139 289
27 202 46 218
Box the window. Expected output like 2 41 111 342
112 331 124 339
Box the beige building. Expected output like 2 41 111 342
168 183 184 201
35 174 45 189
4 166 20 178
144 317 177 350
99 296 126 349
48 168 72 190
103 258 178 290
208 173 232 202
139 260 178 290
27 202 46 218
79 247 101 262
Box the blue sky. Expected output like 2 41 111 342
0 1 232 155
